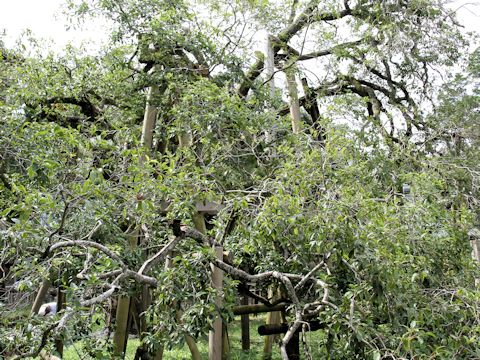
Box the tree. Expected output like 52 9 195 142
1 1 479 359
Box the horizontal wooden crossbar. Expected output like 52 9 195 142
258 320 324 335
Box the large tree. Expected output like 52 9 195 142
1 1 479 359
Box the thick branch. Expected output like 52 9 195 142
137 236 184 275
238 53 265 97
47 240 124 265
46 96 100 120
278 0 352 43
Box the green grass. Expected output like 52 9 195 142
63 316 323 359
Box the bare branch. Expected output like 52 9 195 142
48 239 124 265
137 236 184 275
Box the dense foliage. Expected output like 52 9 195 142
1 1 479 359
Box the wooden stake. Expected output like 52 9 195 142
263 287 281 360
113 229 139 358
113 297 131 357
54 285 65 357
141 70 159 152
209 245 224 360
240 293 250 351
285 67 301 134
233 303 287 316
31 279 51 314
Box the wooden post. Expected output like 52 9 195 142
468 228 480 286
209 245 224 360
240 293 250 351
31 279 51 314
113 229 138 358
54 285 65 357
264 36 277 150
140 68 159 152
233 303 287 316
266 36 276 98
263 287 281 360
285 67 301 134
113 297 131 357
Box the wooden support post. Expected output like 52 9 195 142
209 245 224 360
233 303 288 316
263 287 281 360
468 228 480 286
264 36 277 150
285 67 301 135
240 293 250 351
258 321 324 335
140 69 159 152
113 229 139 358
31 279 51 314
113 297 131 357
54 285 65 357
266 36 276 98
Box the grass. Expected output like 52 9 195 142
62 316 293 359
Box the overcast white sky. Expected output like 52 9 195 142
0 0 478 50
0 0 108 50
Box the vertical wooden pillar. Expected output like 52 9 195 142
113 297 131 357
240 293 250 351
140 68 159 152
54 285 66 357
264 36 277 149
31 279 51 314
263 287 281 360
113 229 138 358
209 245 224 360
285 67 301 135
468 229 480 286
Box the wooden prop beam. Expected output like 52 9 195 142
258 320 324 336
233 303 288 316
